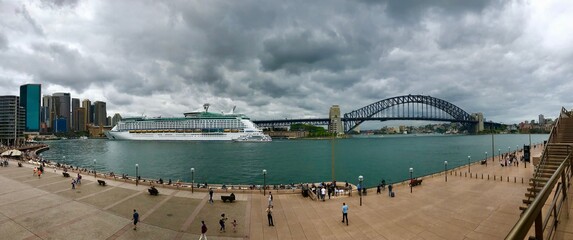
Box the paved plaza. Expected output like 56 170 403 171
1 146 571 239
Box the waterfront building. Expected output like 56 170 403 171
42 95 53 132
538 114 545 125
19 84 41 133
76 107 87 132
54 117 67 133
111 113 122 127
328 105 343 135
52 93 71 132
72 98 80 131
0 96 25 146
94 101 107 126
82 99 92 125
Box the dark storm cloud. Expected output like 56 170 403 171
1 0 571 124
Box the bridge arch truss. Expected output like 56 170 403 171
343 95 477 133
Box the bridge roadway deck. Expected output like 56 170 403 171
0 146 569 240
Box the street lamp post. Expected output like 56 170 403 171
444 161 448 182
409 168 413 193
467 156 471 173
135 164 139 186
263 169 267 196
498 149 501 160
508 146 511 154
485 152 488 166
191 168 195 194
358 175 364 206
516 145 519 153
93 159 96 178
63 156 66 167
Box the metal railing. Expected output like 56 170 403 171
523 108 568 208
506 107 572 240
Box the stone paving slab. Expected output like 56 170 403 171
78 187 138 209
143 196 200 232
107 193 167 220
38 179 75 193
39 211 128 240
188 200 248 238
13 200 91 233
0 193 71 219
56 181 104 199
0 221 36 239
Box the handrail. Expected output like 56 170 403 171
524 109 564 204
506 151 571 239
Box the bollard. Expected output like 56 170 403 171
507 176 509 182
522 178 524 184
488 174 490 180
481 174 483 179
514 177 516 183
494 175 496 181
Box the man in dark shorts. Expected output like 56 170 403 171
132 209 139 230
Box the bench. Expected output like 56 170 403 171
62 172 70 178
409 178 423 187
148 187 159 196
97 180 106 186
221 193 236 203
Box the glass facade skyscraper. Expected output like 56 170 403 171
19 84 41 132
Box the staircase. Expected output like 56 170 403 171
519 110 573 212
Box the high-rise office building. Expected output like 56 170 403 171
94 101 107 126
82 99 92 125
42 95 53 132
19 84 41 132
72 98 80 131
538 114 545 125
112 113 122 127
328 105 343 134
52 93 71 131
76 107 87 132
0 96 25 145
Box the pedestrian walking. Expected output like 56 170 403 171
268 192 273 207
266 206 274 226
77 173 82 184
321 187 326 201
376 184 381 194
199 221 208 240
219 213 227 232
37 169 42 178
132 209 139 230
232 219 238 232
341 202 348 226
209 188 214 204
71 179 76 189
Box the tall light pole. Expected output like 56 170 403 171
467 156 471 173
484 152 488 166
93 159 96 178
135 164 139 186
263 169 267 196
409 168 413 193
358 175 364 206
508 146 511 154
498 149 501 160
63 155 66 167
191 168 195 194
516 145 519 153
444 161 448 182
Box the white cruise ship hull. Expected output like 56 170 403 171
105 131 250 141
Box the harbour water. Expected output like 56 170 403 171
39 134 548 187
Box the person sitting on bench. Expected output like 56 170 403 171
221 193 236 202
97 180 106 186
148 186 159 196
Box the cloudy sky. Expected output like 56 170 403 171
1 0 572 126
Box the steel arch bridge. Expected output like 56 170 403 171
343 95 477 133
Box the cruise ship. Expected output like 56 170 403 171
105 104 272 141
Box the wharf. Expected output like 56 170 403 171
0 145 571 239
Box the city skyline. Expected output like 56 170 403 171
1 1 572 125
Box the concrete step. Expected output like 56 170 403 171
525 193 537 198
519 206 528 211
523 199 533 204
